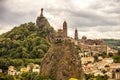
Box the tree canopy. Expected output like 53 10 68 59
0 22 55 59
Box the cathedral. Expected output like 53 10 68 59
57 21 68 38
36 8 68 38
74 29 78 40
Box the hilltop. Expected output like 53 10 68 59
0 9 57 71
0 10 56 59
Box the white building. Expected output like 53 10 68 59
0 69 2 73
110 63 120 70
94 71 104 76
105 72 112 79
81 57 94 65
96 61 108 70
32 64 40 74
8 66 16 76
102 58 113 64
115 72 120 80
20 67 29 73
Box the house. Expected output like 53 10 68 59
96 61 108 70
107 46 118 54
105 71 112 79
82 66 92 74
98 56 103 61
79 53 84 57
26 64 34 72
81 57 94 64
94 71 104 76
8 66 16 75
115 71 120 80
16 71 21 75
20 67 29 73
0 69 2 73
102 58 113 64
32 64 40 74
83 64 98 74
109 63 120 70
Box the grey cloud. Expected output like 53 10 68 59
89 3 105 9
0 0 120 39
0 1 38 25
68 10 118 27
73 25 120 33
45 1 120 34
47 6 118 28
103 7 120 14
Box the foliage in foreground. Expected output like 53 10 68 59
85 74 108 80
0 72 52 80
0 58 41 70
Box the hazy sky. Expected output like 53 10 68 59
0 0 120 39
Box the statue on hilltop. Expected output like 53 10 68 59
40 8 44 17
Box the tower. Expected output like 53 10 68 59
74 29 78 40
63 21 67 37
40 8 44 17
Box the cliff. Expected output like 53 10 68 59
40 40 84 80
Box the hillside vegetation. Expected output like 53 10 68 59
0 20 56 70
0 22 54 58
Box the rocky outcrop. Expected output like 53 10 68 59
40 40 84 80
36 8 50 28
36 16 56 43
36 16 50 28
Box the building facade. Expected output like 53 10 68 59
74 29 78 40
63 21 67 37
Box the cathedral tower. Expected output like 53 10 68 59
63 21 67 37
74 29 78 40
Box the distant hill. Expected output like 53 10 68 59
0 17 56 59
103 39 120 50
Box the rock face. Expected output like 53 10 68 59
40 40 84 80
36 16 56 43
36 17 50 28
36 8 50 28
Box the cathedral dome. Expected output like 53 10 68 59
82 36 87 40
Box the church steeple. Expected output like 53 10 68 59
40 8 44 17
63 21 67 37
74 29 78 40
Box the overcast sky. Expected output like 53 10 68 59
0 0 120 39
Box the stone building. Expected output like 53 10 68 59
82 36 87 40
57 29 63 37
63 21 67 37
115 72 120 80
56 21 68 39
8 66 16 76
77 39 107 55
74 29 78 40
32 64 40 74
0 69 2 73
